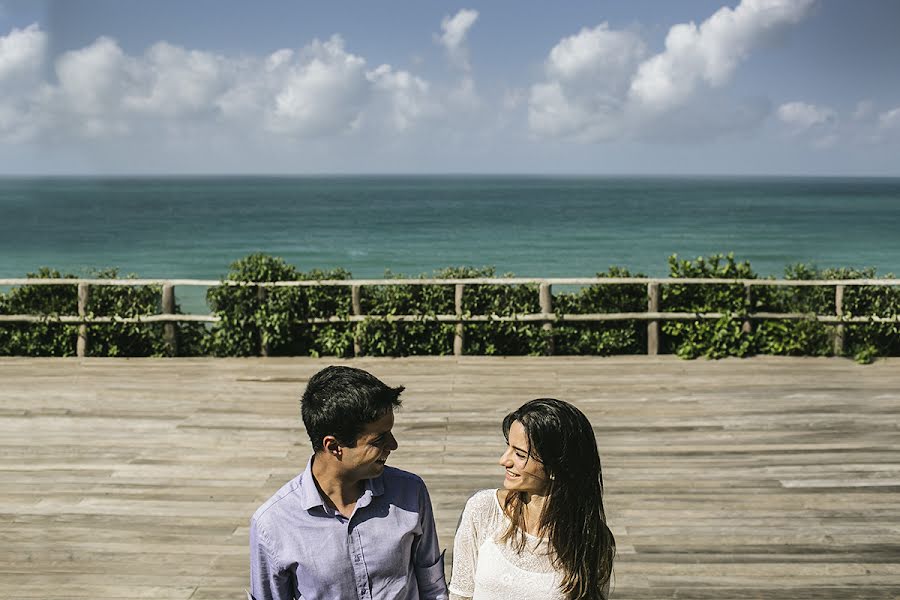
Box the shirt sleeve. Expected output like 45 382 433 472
413 482 449 600
249 515 294 600
447 492 483 599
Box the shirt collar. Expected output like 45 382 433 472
298 456 325 511
299 455 386 512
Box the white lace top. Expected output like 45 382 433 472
448 489 565 600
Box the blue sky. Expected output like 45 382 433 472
1 0 899 175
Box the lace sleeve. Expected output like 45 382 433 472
448 490 491 599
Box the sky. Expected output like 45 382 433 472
1 0 899 175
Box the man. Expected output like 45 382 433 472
249 365 448 600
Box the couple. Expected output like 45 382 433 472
249 366 615 600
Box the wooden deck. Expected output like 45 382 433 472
1 356 898 599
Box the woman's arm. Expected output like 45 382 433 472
447 492 486 600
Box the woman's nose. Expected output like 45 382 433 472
498 447 513 467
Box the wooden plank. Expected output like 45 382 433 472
0 357 898 599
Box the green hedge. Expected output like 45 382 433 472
0 268 204 357
661 254 900 362
1 253 897 361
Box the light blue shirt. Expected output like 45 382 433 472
249 456 448 600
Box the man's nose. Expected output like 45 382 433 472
385 432 398 451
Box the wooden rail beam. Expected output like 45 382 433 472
3 311 900 326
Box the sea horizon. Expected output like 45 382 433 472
4 173 900 180
3 174 899 311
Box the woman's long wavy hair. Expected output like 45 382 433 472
500 398 615 600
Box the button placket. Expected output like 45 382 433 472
348 523 370 600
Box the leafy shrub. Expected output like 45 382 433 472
554 267 646 355
3 253 897 360
356 268 457 356
0 267 202 356
661 253 759 359
754 263 835 358
206 253 353 357
0 268 78 356
756 264 898 363
453 266 543 356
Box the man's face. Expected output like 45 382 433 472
341 410 398 480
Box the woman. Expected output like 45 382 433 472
449 398 615 600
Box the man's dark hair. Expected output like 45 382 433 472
301 366 404 451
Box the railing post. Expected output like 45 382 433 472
539 282 553 356
258 285 269 357
77 282 89 358
162 283 177 357
834 285 845 356
647 282 660 356
742 283 753 334
454 284 465 357
352 285 363 357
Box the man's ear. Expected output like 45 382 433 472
322 436 341 459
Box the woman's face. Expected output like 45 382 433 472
499 420 550 494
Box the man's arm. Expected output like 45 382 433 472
413 482 449 600
249 516 294 600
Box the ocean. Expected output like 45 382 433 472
2 176 899 311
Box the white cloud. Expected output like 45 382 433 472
367 63 434 131
266 35 370 137
0 23 44 82
629 0 814 112
448 75 480 111
529 0 815 142
0 23 46 142
502 88 526 111
123 42 230 118
776 101 836 130
529 23 645 140
55 36 130 117
852 100 874 121
769 101 900 148
878 106 900 131
546 24 646 90
438 9 478 70
812 133 838 149
0 26 442 146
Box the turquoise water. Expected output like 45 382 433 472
2 176 899 311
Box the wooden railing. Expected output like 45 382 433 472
1 277 898 358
